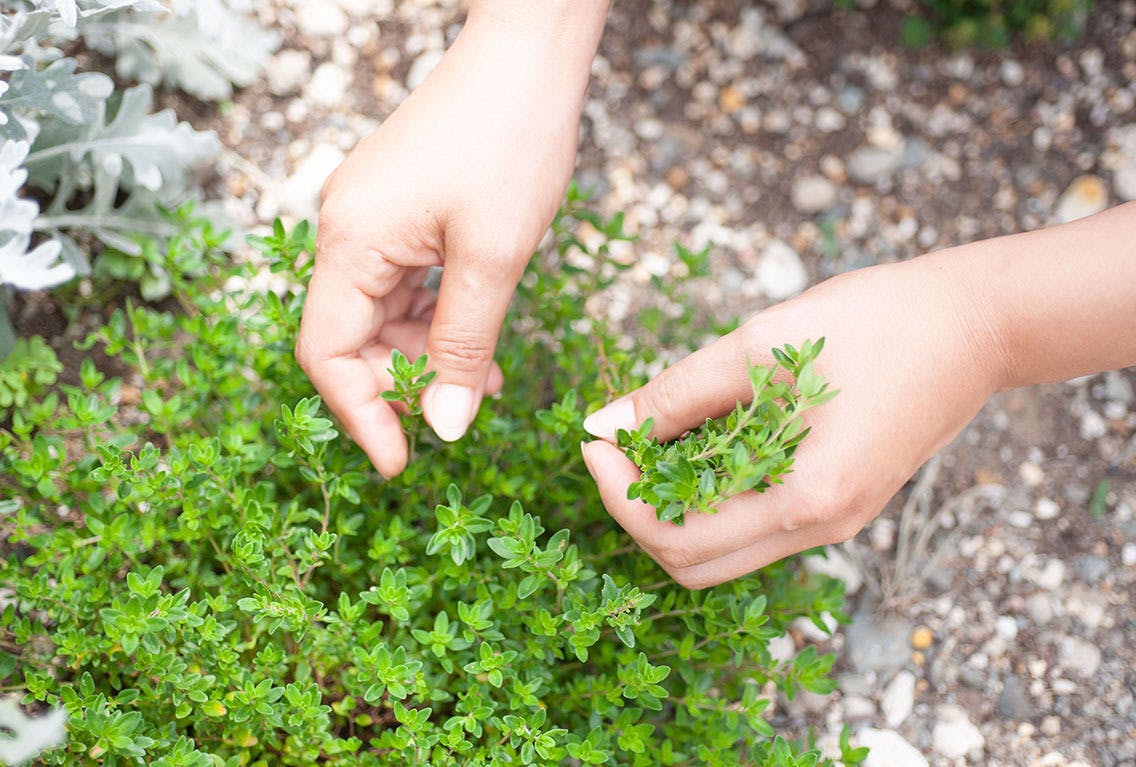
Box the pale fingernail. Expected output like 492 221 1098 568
582 399 636 441
425 384 475 442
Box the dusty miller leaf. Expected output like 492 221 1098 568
81 0 280 100
25 83 218 194
0 56 113 140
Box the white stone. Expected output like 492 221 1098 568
858 728 928 767
267 49 312 97
406 49 444 90
815 106 846 132
1030 559 1066 591
1079 409 1108 440
870 518 895 552
1122 542 1136 567
793 611 839 642
932 704 985 759
278 143 346 220
1052 175 1110 224
1058 635 1102 677
768 633 796 663
1019 461 1045 487
304 62 351 109
1034 498 1061 520
295 0 349 37
791 174 838 214
1051 678 1077 695
994 615 1019 641
1115 167 1136 201
1001 59 1025 86
756 239 807 300
846 144 904 185
843 695 876 723
1026 593 1055 625
803 547 863 596
1008 510 1033 529
881 671 915 728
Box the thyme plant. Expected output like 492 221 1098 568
0 192 861 765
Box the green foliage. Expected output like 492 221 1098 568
0 335 61 416
1 198 857 765
903 0 1092 48
618 340 836 524
382 350 436 418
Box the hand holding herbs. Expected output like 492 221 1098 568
616 339 836 525
583 254 1011 589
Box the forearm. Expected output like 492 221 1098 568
970 202 1136 389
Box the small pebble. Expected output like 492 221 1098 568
790 174 838 214
1034 498 1061 520
1122 542 1136 567
1019 462 1045 487
1053 175 1110 224
910 626 933 650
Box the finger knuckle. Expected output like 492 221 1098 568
826 514 866 545
643 370 688 421
430 326 496 373
780 479 855 533
652 540 699 571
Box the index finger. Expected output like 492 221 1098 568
297 264 408 477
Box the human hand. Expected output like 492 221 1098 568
295 3 606 476
580 250 1008 588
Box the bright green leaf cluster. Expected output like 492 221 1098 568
1 191 857 766
618 339 836 524
382 349 437 417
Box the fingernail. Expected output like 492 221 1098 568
583 399 636 441
425 384 475 442
579 441 594 471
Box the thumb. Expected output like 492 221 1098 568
583 328 753 443
422 253 519 442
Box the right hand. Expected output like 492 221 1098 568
581 249 1011 588
296 4 603 477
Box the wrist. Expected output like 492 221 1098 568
941 202 1136 392
466 0 610 60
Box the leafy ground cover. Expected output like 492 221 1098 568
0 196 858 765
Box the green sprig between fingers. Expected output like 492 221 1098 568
617 339 837 525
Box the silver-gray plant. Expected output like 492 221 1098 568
0 0 276 352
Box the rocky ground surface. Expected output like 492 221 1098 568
213 1 1136 765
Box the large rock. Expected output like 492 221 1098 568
858 728 928 767
803 547 863 596
881 670 915 728
277 143 346 220
756 239 807 300
931 704 985 759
